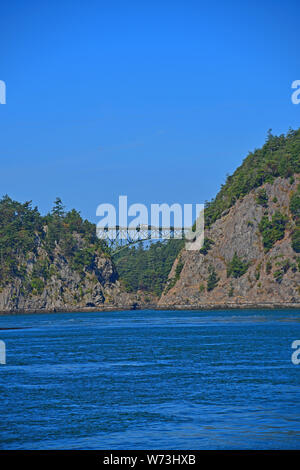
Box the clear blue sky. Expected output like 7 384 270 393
0 0 300 222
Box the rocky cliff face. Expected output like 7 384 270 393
159 176 300 308
0 235 140 313
1 172 299 313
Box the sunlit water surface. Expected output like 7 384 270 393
0 309 299 449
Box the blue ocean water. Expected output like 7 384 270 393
0 309 299 450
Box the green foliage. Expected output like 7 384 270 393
282 259 291 273
72 247 95 273
0 195 43 282
51 197 65 217
59 232 77 258
227 252 250 278
204 129 300 227
266 260 272 274
175 259 184 278
228 283 234 297
32 258 50 280
258 211 287 251
255 262 262 280
290 184 300 253
272 259 291 283
0 195 110 286
199 237 214 255
115 240 184 296
273 269 283 283
290 185 300 221
291 227 300 253
207 265 219 291
30 277 45 295
165 255 185 293
43 200 104 257
256 188 268 207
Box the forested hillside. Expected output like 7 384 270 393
204 129 300 227
0 128 300 312
114 239 184 296
0 196 110 287
0 197 133 312
160 129 300 308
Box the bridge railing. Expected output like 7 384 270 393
96 225 186 243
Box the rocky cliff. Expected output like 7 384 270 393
0 197 145 313
159 176 300 309
0 234 141 313
1 130 300 313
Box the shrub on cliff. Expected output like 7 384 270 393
290 184 300 221
207 265 220 291
256 188 268 207
292 227 300 253
204 129 300 227
30 277 45 295
259 211 287 252
199 237 214 255
227 252 250 278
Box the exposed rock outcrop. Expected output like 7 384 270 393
159 176 300 309
0 236 143 313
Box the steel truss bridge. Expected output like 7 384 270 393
96 225 190 253
97 225 203 254
97 225 186 242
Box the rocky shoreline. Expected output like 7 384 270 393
1 301 300 315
